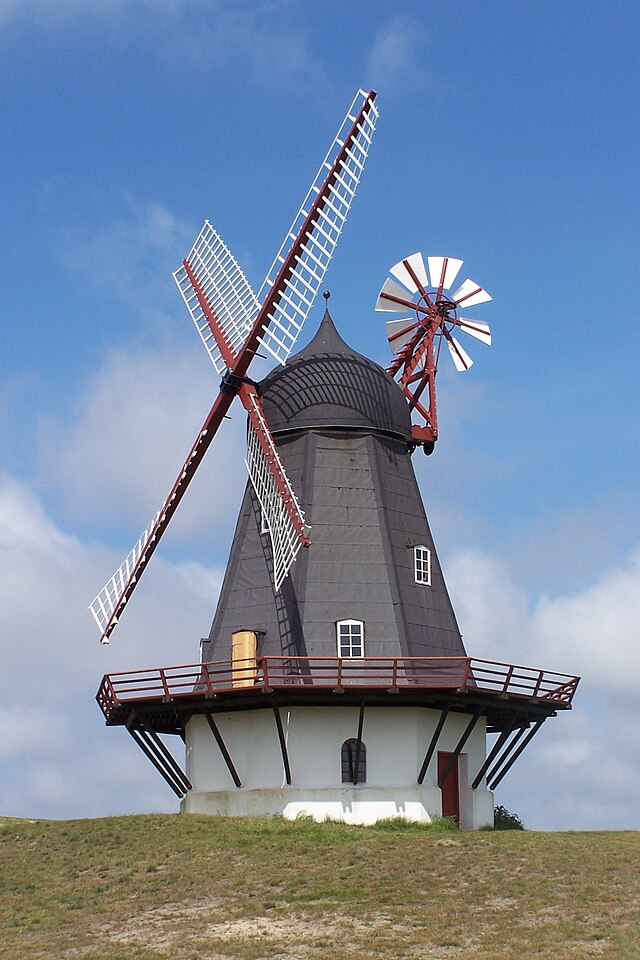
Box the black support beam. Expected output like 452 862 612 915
438 713 481 788
417 708 449 784
353 703 366 785
204 712 242 788
485 724 529 786
471 725 514 790
141 721 192 793
126 724 188 798
272 704 292 785
489 719 546 790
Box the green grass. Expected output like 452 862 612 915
0 814 638 959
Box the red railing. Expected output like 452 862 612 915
96 655 580 722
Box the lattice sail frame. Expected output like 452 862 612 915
256 88 377 366
174 223 259 374
243 392 309 591
175 90 378 372
89 511 161 637
89 89 378 643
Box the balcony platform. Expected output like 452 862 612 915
97 655 579 735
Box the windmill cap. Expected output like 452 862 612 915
259 309 412 441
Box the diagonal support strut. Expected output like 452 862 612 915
417 708 449 784
272 704 292 785
488 720 546 790
204 712 242 788
353 703 366 786
438 712 481 788
125 715 191 798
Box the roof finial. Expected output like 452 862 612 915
323 290 331 301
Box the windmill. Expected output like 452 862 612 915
89 89 379 644
376 253 492 453
94 95 579 827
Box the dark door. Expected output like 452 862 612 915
438 752 460 826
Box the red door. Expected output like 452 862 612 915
438 752 460 826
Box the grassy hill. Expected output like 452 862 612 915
1 814 638 960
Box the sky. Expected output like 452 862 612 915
0 0 638 830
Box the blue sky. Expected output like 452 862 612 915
1 0 639 829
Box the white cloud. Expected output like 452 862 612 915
36 197 249 550
446 542 640 828
448 544 640 694
0 0 323 84
498 696 640 830
365 15 427 92
62 197 194 317
39 338 247 550
534 552 640 692
0 472 222 818
0 707 70 760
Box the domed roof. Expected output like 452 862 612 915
259 309 412 441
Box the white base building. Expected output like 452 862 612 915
182 706 494 829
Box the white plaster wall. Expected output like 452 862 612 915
184 706 494 829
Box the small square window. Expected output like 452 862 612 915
337 619 364 658
414 545 431 586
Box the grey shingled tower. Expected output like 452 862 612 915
202 310 466 663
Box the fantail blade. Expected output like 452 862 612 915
386 318 418 353
452 278 492 309
427 256 463 291
389 252 428 293
447 336 474 371
376 277 414 313
455 317 492 346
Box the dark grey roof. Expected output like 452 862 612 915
259 310 412 441
203 312 465 665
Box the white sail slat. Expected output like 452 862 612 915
376 277 413 313
173 222 260 374
243 393 309 592
257 90 378 367
446 336 474 372
456 318 492 346
89 509 163 642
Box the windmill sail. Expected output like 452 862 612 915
427 256 463 292
173 222 259 374
389 252 429 294
89 88 378 644
242 391 309 591
88 403 225 643
89 511 161 638
256 89 378 366
452 278 492 308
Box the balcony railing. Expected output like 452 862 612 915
97 655 580 722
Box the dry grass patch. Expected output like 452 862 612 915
0 815 638 960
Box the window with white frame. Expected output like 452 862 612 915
336 619 364 658
414 545 431 585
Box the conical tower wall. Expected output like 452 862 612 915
203 312 465 665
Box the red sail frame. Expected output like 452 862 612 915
90 91 377 643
